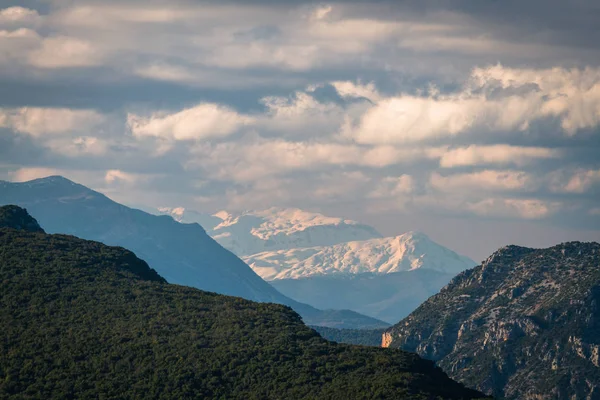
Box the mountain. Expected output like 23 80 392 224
0 177 387 329
244 231 475 280
311 326 385 347
158 206 383 256
0 206 488 399
158 206 476 323
272 269 458 323
250 232 475 323
0 204 44 232
383 242 600 399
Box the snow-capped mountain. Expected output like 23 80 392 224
243 231 476 281
157 205 477 323
157 207 222 231
157 207 383 256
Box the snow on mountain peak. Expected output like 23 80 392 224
236 207 361 240
158 206 382 256
244 233 476 281
156 206 475 281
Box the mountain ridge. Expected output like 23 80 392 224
0 176 387 329
384 241 600 399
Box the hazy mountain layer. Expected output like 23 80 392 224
272 269 457 323
0 177 387 329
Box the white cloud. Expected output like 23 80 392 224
28 36 104 68
128 104 252 141
0 28 38 39
471 65 600 134
369 175 414 198
6 167 99 185
187 138 434 182
466 198 559 220
0 28 41 65
562 169 600 193
439 145 560 168
0 107 105 136
135 64 196 83
330 80 381 103
345 65 600 144
310 5 333 21
105 169 136 184
8 167 64 182
0 7 41 27
430 170 535 192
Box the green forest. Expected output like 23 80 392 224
0 206 487 399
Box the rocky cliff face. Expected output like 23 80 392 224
384 242 600 399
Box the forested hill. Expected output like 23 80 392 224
0 205 44 232
0 206 487 399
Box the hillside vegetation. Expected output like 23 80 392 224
0 206 487 399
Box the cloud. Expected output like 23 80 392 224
0 7 41 27
105 169 137 184
369 175 414 199
438 145 560 168
187 138 437 182
330 80 381 103
28 36 104 68
0 28 41 65
344 65 600 144
559 169 600 193
46 136 110 157
430 170 536 192
0 107 105 136
5 167 99 184
466 198 559 220
128 104 253 141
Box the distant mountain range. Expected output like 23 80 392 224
0 176 387 329
383 242 600 399
158 206 382 256
271 269 458 324
0 205 488 399
158 206 476 322
244 231 474 280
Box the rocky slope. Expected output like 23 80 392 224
0 177 387 329
0 206 488 399
384 242 600 399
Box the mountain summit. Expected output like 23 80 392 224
383 241 600 399
158 206 383 256
244 231 475 280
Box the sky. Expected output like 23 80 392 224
0 0 599 260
